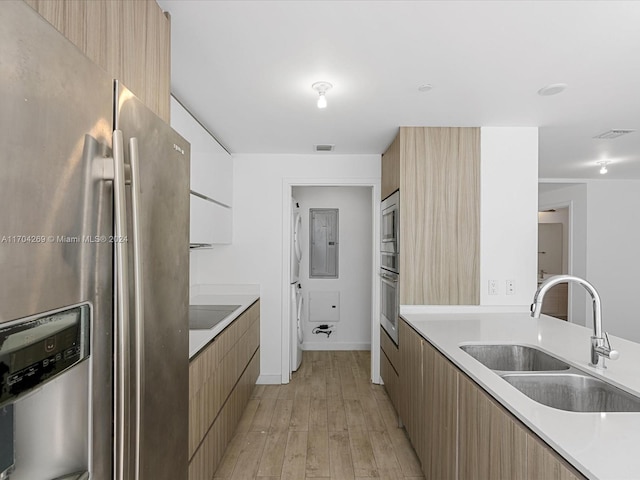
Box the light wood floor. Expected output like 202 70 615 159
214 351 425 479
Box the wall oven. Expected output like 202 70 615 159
380 190 400 344
380 269 399 344
381 191 399 273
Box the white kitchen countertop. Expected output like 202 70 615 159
189 285 259 359
400 305 640 480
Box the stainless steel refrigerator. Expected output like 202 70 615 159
0 2 189 479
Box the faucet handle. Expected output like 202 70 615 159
604 332 620 360
594 332 620 361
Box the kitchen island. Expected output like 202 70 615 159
400 306 640 480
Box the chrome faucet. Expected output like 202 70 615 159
530 274 619 369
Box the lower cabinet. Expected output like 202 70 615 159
399 319 586 480
380 327 400 411
423 339 458 479
399 320 424 460
188 300 260 480
458 373 527 479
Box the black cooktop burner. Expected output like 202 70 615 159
188 305 240 330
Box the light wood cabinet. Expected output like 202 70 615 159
379 327 400 412
381 132 400 200
381 127 480 305
526 432 584 480
398 319 587 480
25 0 171 122
188 300 260 480
458 373 527 480
423 339 458 479
398 320 424 461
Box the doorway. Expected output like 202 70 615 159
281 179 381 385
537 207 569 320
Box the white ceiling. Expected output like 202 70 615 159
157 0 640 180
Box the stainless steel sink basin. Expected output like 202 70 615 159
502 373 640 412
460 344 571 372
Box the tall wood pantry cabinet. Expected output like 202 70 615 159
381 126 481 305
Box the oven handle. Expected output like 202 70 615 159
380 271 399 283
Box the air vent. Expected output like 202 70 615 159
314 144 335 152
593 129 635 139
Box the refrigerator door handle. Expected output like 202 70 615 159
112 130 131 480
129 137 144 480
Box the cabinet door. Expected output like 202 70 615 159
170 96 233 206
526 431 585 480
381 132 400 200
458 373 527 480
398 320 424 464
399 126 480 305
423 341 458 479
190 195 232 245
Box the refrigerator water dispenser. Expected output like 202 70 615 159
0 304 90 480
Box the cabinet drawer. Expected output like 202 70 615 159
188 301 260 459
188 348 260 480
380 348 399 412
380 326 399 371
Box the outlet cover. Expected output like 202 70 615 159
488 280 498 295
506 279 516 295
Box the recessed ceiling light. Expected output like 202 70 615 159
418 84 433 92
537 83 568 96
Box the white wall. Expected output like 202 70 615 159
190 154 380 383
586 180 640 342
292 186 372 350
480 127 539 306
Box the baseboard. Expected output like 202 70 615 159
256 374 282 385
302 342 371 351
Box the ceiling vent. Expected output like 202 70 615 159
314 144 335 152
592 129 635 139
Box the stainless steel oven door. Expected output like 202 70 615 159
381 191 399 253
381 251 399 274
380 269 399 345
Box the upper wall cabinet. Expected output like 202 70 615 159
381 133 400 200
170 96 233 206
382 127 480 305
26 0 171 122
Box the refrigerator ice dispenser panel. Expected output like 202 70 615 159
0 304 90 407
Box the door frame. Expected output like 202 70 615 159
281 178 381 384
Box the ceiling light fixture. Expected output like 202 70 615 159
312 81 332 109
537 83 568 96
418 84 433 92
597 160 610 175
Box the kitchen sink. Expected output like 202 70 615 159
460 344 571 372
502 373 640 412
460 343 640 413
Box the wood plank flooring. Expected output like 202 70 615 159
214 351 424 479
